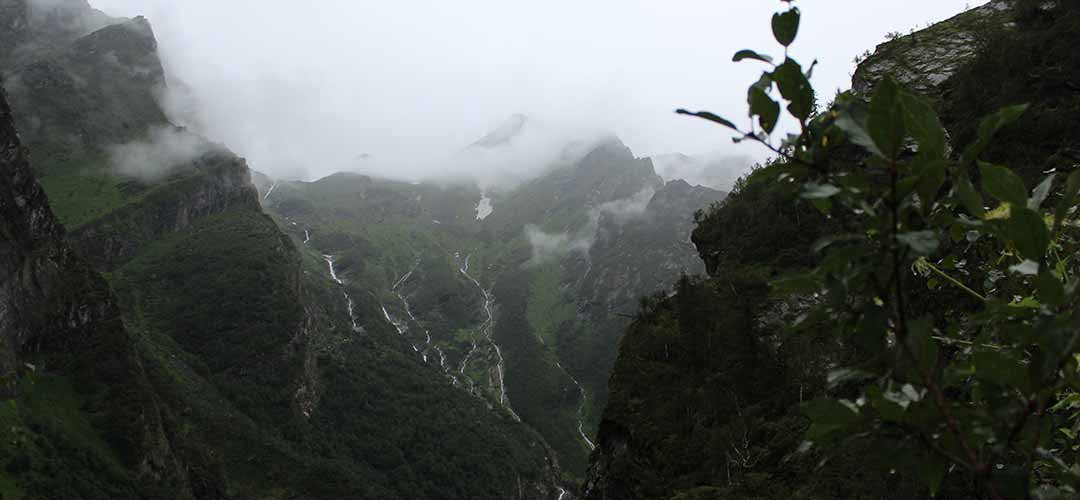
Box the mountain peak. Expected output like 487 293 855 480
24 0 116 42
469 113 529 149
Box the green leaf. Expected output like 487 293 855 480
834 114 884 158
771 8 801 47
1029 173 1056 210
1054 170 1080 233
733 49 774 64
960 104 1029 167
675 109 739 131
811 233 862 253
868 386 907 423
868 78 905 159
973 350 1028 388
771 273 821 294
979 161 1028 208
918 453 949 497
802 398 859 439
855 305 888 355
955 174 985 218
915 156 947 215
772 60 815 120
1010 296 1042 309
907 316 939 375
1037 266 1066 306
897 230 939 255
898 91 946 158
1009 207 1050 262
748 85 781 134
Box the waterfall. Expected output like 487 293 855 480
460 254 518 420
323 255 362 332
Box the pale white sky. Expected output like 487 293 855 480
88 0 979 181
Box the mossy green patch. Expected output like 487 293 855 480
526 261 577 347
0 375 140 500
35 156 139 229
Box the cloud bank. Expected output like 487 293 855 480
108 127 213 181
86 0 977 183
525 187 657 265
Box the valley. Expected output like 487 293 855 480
256 133 725 478
4 0 1075 499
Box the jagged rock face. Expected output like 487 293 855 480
1 4 168 165
585 180 724 313
0 85 78 386
565 179 724 439
0 0 30 59
69 149 262 270
0 1 261 270
0 0 114 64
23 0 114 41
574 140 664 206
852 0 1012 97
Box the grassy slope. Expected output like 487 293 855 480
0 375 141 500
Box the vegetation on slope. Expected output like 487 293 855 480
2 1 564 497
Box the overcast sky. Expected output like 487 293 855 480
88 0 977 182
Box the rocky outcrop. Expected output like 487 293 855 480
0 84 103 391
0 0 114 65
69 148 262 270
851 0 1012 97
1 5 169 165
574 139 665 206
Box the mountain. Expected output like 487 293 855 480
649 153 754 192
0 81 206 500
0 1 567 498
581 1 1079 499
470 113 530 149
259 131 725 480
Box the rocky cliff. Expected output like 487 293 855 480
0 83 219 500
69 145 261 270
851 0 1012 98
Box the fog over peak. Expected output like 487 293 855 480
87 0 976 183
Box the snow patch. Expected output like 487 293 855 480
475 192 494 220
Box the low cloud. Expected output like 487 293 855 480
108 126 213 180
651 154 755 192
593 187 654 223
524 187 656 265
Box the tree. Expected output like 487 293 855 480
680 2 1080 498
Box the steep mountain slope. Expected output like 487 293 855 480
261 135 725 480
0 1 565 498
581 1 1077 499
0 85 203 500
